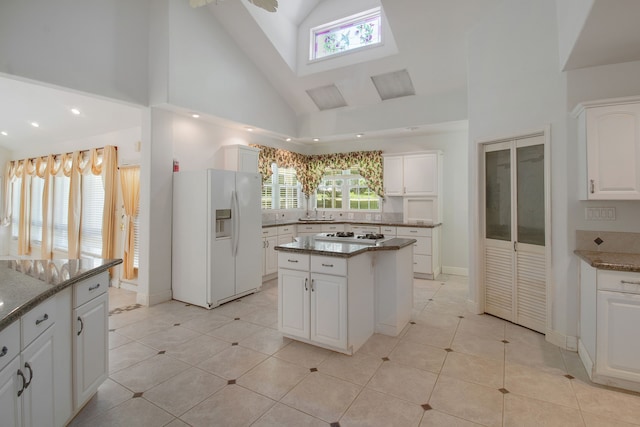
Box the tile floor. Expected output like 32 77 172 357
70 276 640 427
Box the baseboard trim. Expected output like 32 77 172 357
137 289 172 306
442 266 469 276
546 328 578 351
466 299 482 315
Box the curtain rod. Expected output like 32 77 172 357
118 164 140 170
11 146 117 164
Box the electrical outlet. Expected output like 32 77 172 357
585 207 616 221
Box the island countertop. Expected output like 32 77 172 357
0 258 122 333
274 236 417 258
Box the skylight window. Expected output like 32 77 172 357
310 7 382 61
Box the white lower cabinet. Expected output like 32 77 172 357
279 268 310 339
310 273 347 350
0 356 21 427
21 326 55 427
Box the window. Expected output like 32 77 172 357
310 7 382 61
52 175 70 252
80 173 104 257
261 163 302 209
11 178 21 239
315 169 380 211
30 177 44 245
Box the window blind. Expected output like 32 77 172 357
52 176 70 251
30 177 44 245
80 173 104 257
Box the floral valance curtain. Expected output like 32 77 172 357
250 145 383 197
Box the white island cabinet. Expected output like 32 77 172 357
278 252 373 355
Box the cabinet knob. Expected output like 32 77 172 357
590 179 595 194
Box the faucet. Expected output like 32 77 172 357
314 208 318 219
322 211 326 219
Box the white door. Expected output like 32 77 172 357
596 290 640 382
279 269 310 339
21 326 55 427
74 293 109 408
484 135 547 333
0 357 21 427
310 273 347 350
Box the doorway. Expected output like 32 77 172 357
483 133 549 333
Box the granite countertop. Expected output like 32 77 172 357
0 258 123 333
274 236 417 258
262 219 442 229
574 250 640 273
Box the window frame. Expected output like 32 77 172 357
314 169 381 212
261 163 303 210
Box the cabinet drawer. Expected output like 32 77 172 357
21 297 56 349
0 322 19 371
397 227 431 238
297 224 321 234
380 226 397 236
350 225 380 234
322 224 345 232
311 256 347 276
278 252 310 271
413 255 432 274
598 270 640 293
262 227 277 238
74 271 109 308
278 225 294 235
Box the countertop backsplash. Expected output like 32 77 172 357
576 230 640 253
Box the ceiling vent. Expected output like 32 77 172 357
371 69 415 101
306 84 348 111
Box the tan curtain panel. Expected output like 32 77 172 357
119 166 140 279
250 144 384 197
2 161 17 226
99 146 118 260
67 151 83 258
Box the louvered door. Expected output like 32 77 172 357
484 135 547 333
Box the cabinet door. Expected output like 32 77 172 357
383 156 404 196
310 273 347 350
404 154 438 196
279 269 310 339
586 104 640 199
596 290 640 382
0 357 21 427
264 236 278 275
74 293 109 409
21 326 55 427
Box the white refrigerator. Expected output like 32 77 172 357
172 169 262 309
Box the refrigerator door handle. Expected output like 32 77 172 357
232 190 240 257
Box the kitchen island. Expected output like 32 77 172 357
275 236 415 355
0 258 122 427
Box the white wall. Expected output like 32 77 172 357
310 129 469 273
556 0 594 71
0 0 149 105
467 0 575 340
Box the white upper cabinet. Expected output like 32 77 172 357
575 98 640 200
383 152 441 197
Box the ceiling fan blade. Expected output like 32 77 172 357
247 0 278 13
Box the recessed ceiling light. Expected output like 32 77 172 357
1 131 7 136
356 133 364 138
71 108 81 115
31 122 40 128
245 127 253 132
191 113 200 118
406 126 419 131
313 138 320 142
285 137 292 142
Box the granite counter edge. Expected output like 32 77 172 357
574 250 640 273
274 238 416 258
262 220 442 229
0 259 123 333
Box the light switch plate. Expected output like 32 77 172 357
585 207 616 221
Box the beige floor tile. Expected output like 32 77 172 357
180 384 275 427
425 297 469 316
237 357 309 400
67 379 133 426
198 345 268 379
110 354 190 392
137 325 201 350
146 300 210 323
389 339 447 373
108 331 132 350
357 333 399 358
451 331 505 362
239 327 291 355
179 311 233 334
429 375 503 427
367 361 438 405
84 396 174 427
582 412 640 427
505 363 578 408
241 306 278 328
143 367 226 416
340 388 424 427
503 394 584 427
281 372 361 423
441 351 504 389
273 340 333 369
108 309 149 329
403 323 457 349
505 339 566 375
420 409 484 427
165 418 190 427
505 323 548 346
207 319 265 342
413 310 462 329
114 316 174 340
240 289 278 307
318 351 383 385
456 317 506 340
574 380 640 425
210 300 261 318
252 403 329 427
108 341 157 373
163 334 230 365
